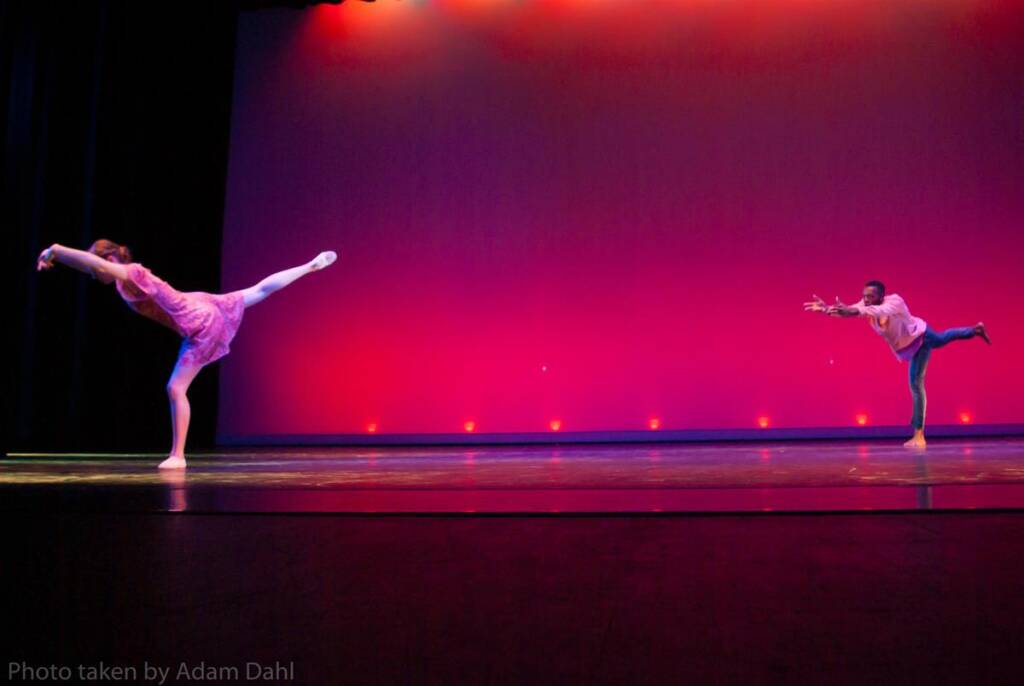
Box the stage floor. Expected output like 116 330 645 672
4 438 1023 514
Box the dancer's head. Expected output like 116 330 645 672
88 239 132 284
863 280 886 305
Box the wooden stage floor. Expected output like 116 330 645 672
4 438 1023 513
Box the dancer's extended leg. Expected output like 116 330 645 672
160 356 204 469
928 325 988 349
241 251 337 307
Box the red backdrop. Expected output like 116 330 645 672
219 0 1023 439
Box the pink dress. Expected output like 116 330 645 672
116 263 245 368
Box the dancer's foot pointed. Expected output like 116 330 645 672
310 251 337 271
974 322 991 345
158 455 187 470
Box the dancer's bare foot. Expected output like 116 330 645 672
158 455 187 470
974 322 991 345
903 436 927 450
310 251 337 271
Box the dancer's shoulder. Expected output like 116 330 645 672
124 262 161 279
119 263 164 296
884 293 910 311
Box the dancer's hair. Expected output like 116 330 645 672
864 279 886 296
88 239 132 263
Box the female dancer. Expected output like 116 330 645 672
37 239 337 469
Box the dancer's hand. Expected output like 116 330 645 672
803 295 827 313
36 244 58 271
826 296 848 317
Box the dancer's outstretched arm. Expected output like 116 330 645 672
804 295 863 318
828 299 861 318
802 294 851 317
831 296 909 319
37 244 128 281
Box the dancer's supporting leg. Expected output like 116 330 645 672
241 251 337 307
904 323 990 449
906 345 933 449
159 355 203 469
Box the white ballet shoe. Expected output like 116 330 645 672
311 251 337 271
158 455 187 470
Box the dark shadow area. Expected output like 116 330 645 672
5 512 1023 684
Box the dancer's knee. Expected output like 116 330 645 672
167 380 189 402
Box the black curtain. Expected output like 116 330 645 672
5 1 241 452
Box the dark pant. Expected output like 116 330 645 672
909 326 976 430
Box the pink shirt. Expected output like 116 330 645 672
849 294 927 361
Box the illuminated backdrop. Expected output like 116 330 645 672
219 1 1023 440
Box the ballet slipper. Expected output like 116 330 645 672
158 455 187 470
310 251 337 271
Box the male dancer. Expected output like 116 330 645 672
804 280 990 448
